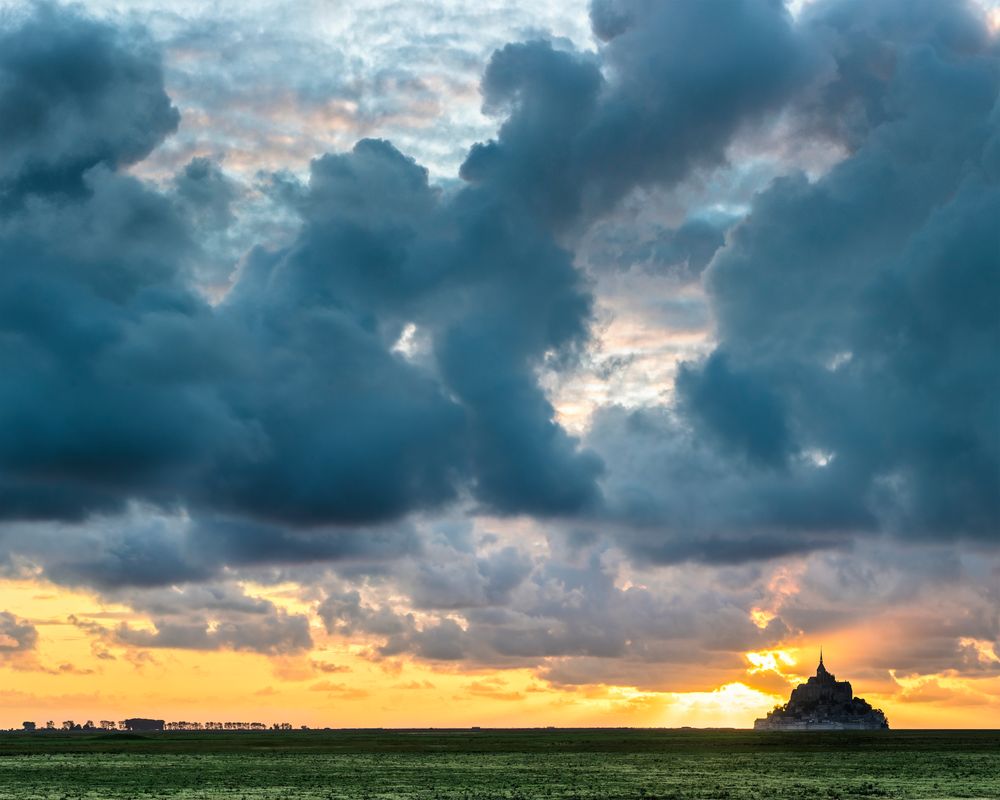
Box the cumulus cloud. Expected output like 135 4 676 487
114 611 312 655
64 581 314 656
314 535 790 689
0 0 996 699
10 0 983 556
0 611 38 656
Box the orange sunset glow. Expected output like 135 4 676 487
4 571 998 730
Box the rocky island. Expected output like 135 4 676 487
754 651 889 730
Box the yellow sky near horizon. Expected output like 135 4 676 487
2 579 998 730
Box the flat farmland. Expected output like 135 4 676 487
0 729 997 799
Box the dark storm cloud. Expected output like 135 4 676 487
0 2 178 207
672 0 1000 547
0 164 240 524
40 523 213 590
587 405 870 565
0 512 423 592
0 3 585 534
209 134 597 520
792 0 994 149
189 517 424 567
677 352 794 469
465 0 810 228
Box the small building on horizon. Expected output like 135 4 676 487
123 718 165 732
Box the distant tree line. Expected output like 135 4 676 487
166 721 295 731
19 720 298 732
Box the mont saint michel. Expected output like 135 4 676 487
754 652 890 731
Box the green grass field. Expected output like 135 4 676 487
0 729 997 799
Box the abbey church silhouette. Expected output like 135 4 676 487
754 650 889 730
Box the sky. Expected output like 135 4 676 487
0 0 998 730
